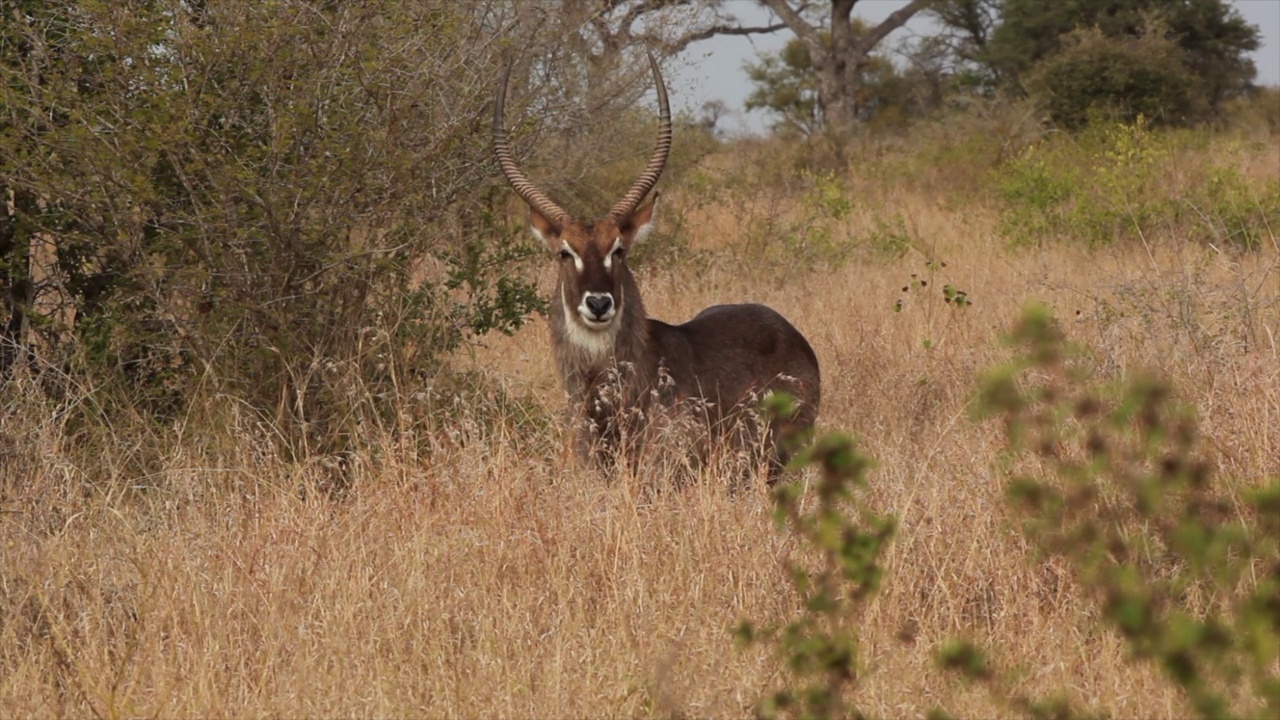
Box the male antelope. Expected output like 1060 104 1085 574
493 54 820 481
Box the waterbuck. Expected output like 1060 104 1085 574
493 53 821 482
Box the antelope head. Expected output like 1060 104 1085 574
493 53 671 342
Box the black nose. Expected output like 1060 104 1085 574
585 295 613 318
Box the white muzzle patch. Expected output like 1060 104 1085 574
578 291 616 327
562 288 619 364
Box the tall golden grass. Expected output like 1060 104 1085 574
2 118 1277 717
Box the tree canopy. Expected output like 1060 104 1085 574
754 0 933 133
743 0 1263 132
745 29 941 135
988 0 1260 114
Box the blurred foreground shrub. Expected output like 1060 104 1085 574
936 305 1280 718
744 308 1277 718
736 394 895 719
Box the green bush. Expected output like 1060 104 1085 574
990 0 1260 118
993 117 1279 248
944 305 1280 718
1026 25 1198 130
1190 166 1280 251
0 1 553 457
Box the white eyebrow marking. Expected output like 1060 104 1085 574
604 237 622 270
561 242 584 272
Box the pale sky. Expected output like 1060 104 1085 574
668 0 1280 134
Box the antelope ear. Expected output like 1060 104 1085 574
622 192 659 245
528 206 561 251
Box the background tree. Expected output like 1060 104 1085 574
745 27 940 135
924 0 1002 90
754 0 934 133
745 38 826 136
508 1 786 216
558 0 787 61
1 0 87 379
987 0 1260 115
1027 23 1197 129
524 1 787 115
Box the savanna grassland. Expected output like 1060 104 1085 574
2 106 1278 718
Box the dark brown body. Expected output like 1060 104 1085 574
648 303 820 437
638 304 820 476
551 271 820 480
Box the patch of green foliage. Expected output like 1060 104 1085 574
745 307 1277 719
935 304 1280 719
994 117 1280 248
737 394 895 720
733 170 858 271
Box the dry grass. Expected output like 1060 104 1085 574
2 125 1278 718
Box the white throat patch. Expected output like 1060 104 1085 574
561 287 619 365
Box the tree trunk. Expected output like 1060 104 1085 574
0 184 33 378
760 0 931 133
822 0 862 131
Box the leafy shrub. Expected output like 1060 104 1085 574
736 395 895 719
724 169 858 271
0 2 558 458
1000 116 1174 247
994 117 1279 248
1026 24 1198 130
941 305 1280 718
1189 166 1280 251
785 171 857 267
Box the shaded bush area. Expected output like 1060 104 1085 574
0 2 542 453
0 0 711 463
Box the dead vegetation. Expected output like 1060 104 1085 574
1 114 1277 717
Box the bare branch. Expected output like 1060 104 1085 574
758 0 821 48
856 0 932 53
574 1 790 63
618 1 680 39
656 22 789 53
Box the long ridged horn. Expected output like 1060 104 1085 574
493 58 572 226
608 51 672 220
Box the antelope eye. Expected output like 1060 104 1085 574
558 249 572 260
613 246 626 258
